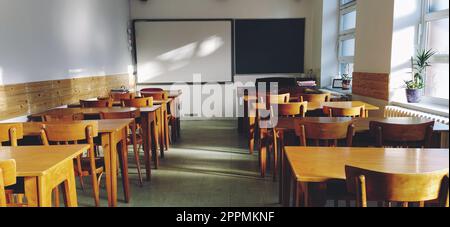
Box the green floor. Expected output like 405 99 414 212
76 120 280 207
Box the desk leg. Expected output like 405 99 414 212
110 133 118 207
282 155 291 207
101 133 115 207
37 177 52 207
151 112 160 169
24 177 39 207
164 107 170 152
62 162 78 207
118 127 130 203
141 112 152 181
248 116 255 154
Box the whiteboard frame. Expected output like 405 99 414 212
132 19 235 85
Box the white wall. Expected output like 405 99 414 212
0 0 132 85
131 0 326 118
351 0 396 117
354 0 395 73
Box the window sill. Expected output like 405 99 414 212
390 101 449 118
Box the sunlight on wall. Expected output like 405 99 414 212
197 36 224 57
139 62 165 83
391 26 416 69
394 0 418 18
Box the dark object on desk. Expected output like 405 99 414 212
111 86 129 93
333 79 343 89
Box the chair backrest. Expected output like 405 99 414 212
110 92 135 102
0 159 16 207
141 91 166 101
278 102 308 117
369 121 435 148
100 110 139 120
80 99 113 108
300 93 331 103
43 113 85 122
0 123 24 147
40 121 99 144
346 165 449 207
294 119 355 147
323 105 365 118
123 97 154 108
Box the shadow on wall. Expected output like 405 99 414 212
139 35 224 82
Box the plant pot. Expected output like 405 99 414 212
406 88 423 103
342 80 352 90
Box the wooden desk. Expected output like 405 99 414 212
30 106 162 168
282 147 449 207
0 145 89 207
247 102 380 153
260 117 449 133
17 119 135 207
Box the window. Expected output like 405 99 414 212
338 0 357 76
422 0 449 100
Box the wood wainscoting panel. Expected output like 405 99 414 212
352 72 389 101
0 74 135 120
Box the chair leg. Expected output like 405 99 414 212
91 173 100 207
259 139 267 178
273 134 278 182
53 186 60 207
78 176 85 192
134 145 144 187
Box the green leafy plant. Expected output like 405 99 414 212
405 49 437 89
342 74 352 80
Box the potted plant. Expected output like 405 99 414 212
342 74 352 90
404 49 436 103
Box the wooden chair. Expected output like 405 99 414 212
141 91 167 101
40 122 102 207
142 91 175 147
294 119 355 147
123 97 153 108
256 93 290 177
300 93 331 103
100 111 144 186
0 124 25 206
323 105 366 118
259 102 309 180
0 123 24 147
369 121 435 148
294 119 356 207
0 159 16 207
80 99 113 108
110 92 135 102
278 102 308 117
43 113 85 122
346 166 449 207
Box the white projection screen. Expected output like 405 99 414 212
135 20 233 83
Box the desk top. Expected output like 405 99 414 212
285 147 449 183
0 145 89 177
3 119 134 136
30 106 161 119
251 101 379 112
260 117 449 133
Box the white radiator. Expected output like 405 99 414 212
384 105 449 148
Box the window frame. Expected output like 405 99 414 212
338 0 357 75
419 0 449 102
